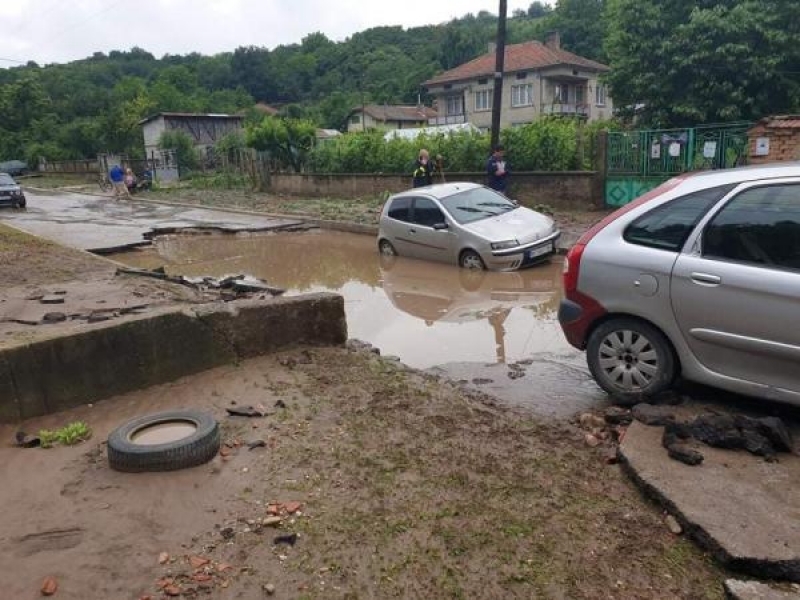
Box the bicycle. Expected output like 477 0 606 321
97 173 111 192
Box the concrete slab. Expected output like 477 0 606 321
725 580 800 599
619 421 800 581
0 293 346 422
0 190 304 252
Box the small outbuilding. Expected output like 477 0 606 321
140 112 244 159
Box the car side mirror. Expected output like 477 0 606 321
433 222 449 231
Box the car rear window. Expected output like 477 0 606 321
387 197 411 222
623 184 734 252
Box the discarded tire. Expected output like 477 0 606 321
107 409 220 473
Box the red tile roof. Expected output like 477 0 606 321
355 104 437 122
760 115 800 129
423 41 609 87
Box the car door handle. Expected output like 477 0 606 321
408 228 417 234
690 272 721 285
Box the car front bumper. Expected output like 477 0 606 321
483 231 560 270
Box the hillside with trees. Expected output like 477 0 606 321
0 0 797 164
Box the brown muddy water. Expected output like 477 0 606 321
110 230 570 369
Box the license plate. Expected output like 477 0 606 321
527 244 552 259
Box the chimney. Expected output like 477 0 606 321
544 31 561 50
488 42 497 55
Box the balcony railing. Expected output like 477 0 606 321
542 103 589 117
428 114 466 126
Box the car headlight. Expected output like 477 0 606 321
491 239 519 250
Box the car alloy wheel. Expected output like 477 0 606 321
586 318 675 401
459 250 485 270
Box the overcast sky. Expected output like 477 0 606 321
0 0 535 67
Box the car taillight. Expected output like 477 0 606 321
563 243 585 293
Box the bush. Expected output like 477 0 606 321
307 119 611 174
158 130 200 174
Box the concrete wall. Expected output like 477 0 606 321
0 294 347 422
270 171 601 209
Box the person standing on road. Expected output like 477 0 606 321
109 164 129 199
486 144 510 194
412 149 437 188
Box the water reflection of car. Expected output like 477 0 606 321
377 182 560 271
379 255 560 325
0 173 26 209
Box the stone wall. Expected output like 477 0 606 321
270 171 602 210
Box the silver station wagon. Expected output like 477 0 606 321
377 183 560 270
559 162 800 406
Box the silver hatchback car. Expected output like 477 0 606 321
559 162 800 406
377 182 560 270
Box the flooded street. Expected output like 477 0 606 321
110 230 573 370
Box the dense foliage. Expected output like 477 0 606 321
605 0 800 126
0 0 797 164
304 118 610 174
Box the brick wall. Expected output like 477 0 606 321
747 124 800 165
269 171 602 210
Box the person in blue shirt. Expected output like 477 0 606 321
486 144 510 194
108 164 130 199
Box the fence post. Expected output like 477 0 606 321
593 130 608 209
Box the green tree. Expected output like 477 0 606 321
605 0 800 126
158 130 200 173
548 0 606 61
246 116 316 172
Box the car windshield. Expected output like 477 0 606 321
0 174 15 185
439 188 517 224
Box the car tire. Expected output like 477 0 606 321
586 318 676 402
378 239 397 257
459 249 485 270
107 409 220 473
17 197 26 209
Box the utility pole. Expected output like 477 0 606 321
490 0 507 149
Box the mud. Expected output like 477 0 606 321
0 347 727 600
111 230 571 369
131 421 198 445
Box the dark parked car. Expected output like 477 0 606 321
0 173 26 208
558 162 800 406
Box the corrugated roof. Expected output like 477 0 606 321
423 41 609 87
138 112 244 125
354 104 437 122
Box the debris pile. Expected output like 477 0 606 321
116 267 286 300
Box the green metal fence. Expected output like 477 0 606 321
604 122 752 207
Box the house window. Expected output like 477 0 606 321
511 83 534 107
516 72 527 80
575 85 585 105
474 89 493 112
595 83 607 106
554 84 566 103
446 95 464 116
349 114 361 124
478 78 488 85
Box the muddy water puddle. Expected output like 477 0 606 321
130 420 197 445
110 230 570 368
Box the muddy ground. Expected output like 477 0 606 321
1 202 728 599
1 346 727 600
0 223 212 349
